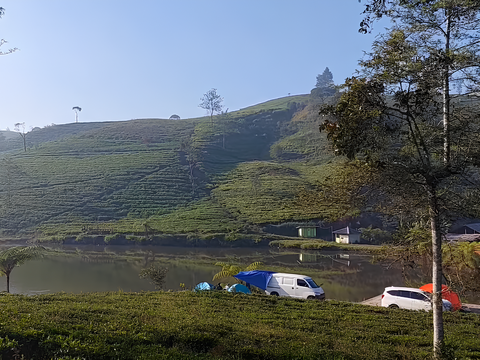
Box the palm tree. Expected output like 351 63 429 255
0 246 45 293
72 106 82 123
212 261 262 282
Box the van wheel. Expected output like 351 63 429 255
270 292 279 297
388 304 399 309
307 296 315 300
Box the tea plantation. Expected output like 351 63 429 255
0 291 478 359
0 94 356 242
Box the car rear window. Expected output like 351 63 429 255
387 290 400 296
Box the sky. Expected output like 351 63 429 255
0 1 388 130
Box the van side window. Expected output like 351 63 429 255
297 279 308 287
284 278 294 286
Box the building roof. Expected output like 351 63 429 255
332 226 360 235
464 223 480 233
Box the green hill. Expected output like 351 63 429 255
0 94 355 242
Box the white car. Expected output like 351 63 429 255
381 286 452 311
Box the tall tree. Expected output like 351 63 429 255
313 67 336 98
0 246 46 293
360 0 480 165
322 16 480 359
72 106 82 123
14 122 28 152
349 2 480 357
315 67 334 89
199 88 223 125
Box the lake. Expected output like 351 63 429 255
0 244 461 302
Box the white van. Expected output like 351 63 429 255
265 273 325 300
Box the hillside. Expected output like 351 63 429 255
0 94 357 242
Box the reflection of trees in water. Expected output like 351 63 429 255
327 260 403 288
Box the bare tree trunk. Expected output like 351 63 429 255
20 134 26 152
6 272 10 293
443 9 451 166
428 185 444 359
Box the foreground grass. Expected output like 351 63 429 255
0 292 478 359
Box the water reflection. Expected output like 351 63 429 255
0 244 460 303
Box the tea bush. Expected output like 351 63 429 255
0 291 478 359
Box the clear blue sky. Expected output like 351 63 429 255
0 1 387 130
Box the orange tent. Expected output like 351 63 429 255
420 284 462 311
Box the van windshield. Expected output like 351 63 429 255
306 278 319 288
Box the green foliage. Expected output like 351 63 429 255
443 242 480 293
0 292 478 359
360 226 392 245
199 88 223 123
212 261 262 281
315 67 334 89
139 264 168 290
0 246 46 293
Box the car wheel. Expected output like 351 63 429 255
388 304 399 309
307 296 315 300
270 292 279 296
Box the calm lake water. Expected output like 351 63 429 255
0 244 408 302
4 244 476 303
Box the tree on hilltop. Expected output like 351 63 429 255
312 67 335 97
199 88 224 125
315 67 334 89
14 123 28 152
72 106 82 123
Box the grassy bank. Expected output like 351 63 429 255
0 291 478 359
269 239 383 253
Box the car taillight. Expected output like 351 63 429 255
381 295 384 299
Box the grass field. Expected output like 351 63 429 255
0 291 478 359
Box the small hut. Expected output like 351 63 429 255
297 226 318 238
333 226 361 244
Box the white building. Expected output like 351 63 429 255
333 226 361 244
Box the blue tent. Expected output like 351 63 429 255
233 270 276 290
227 283 252 294
194 282 215 292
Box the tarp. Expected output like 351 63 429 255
194 282 215 292
233 270 276 290
227 283 252 294
419 284 462 311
